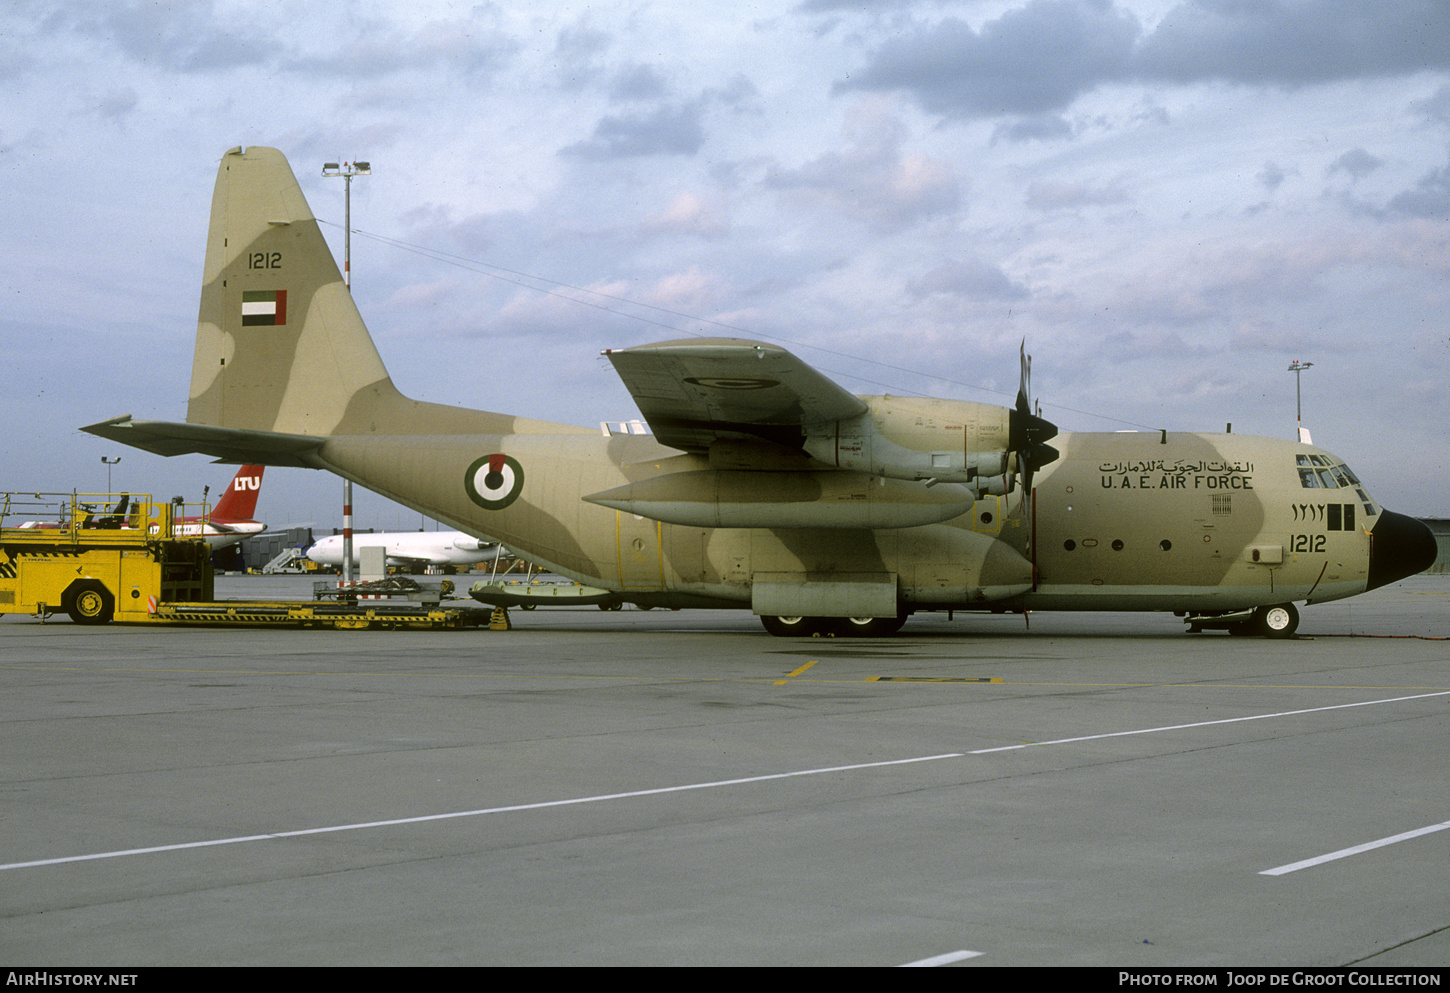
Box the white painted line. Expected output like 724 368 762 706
968 690 1450 754
0 752 963 872
900 949 984 967
1260 819 1450 876
10 691 1445 875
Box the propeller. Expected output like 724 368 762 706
1009 341 1059 496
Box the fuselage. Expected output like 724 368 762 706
174 517 267 550
305 530 499 568
305 423 1431 616
18 515 264 550
1025 431 1384 611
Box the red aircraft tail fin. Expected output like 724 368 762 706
211 465 265 522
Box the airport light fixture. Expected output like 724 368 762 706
1288 359 1313 440
101 456 121 493
321 160 370 290
322 160 371 582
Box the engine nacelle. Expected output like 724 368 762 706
969 472 1014 498
802 396 1014 485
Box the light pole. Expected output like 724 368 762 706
1288 359 1313 442
322 160 371 583
101 456 121 493
321 160 370 289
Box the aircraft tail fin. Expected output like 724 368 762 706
210 464 265 522
182 146 575 446
187 146 402 438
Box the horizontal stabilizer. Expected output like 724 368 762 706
80 415 325 468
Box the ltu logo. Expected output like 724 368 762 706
234 476 261 491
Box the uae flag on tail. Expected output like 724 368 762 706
242 289 287 326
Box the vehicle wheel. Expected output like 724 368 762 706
1253 603 1299 639
832 615 907 637
760 615 825 637
64 580 114 625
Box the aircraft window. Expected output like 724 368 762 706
1330 466 1352 488
1316 469 1337 488
1159 539 1172 551
1298 467 1322 488
1063 540 1076 551
1340 465 1362 486
1296 455 1313 467
1112 539 1124 551
1309 455 1329 466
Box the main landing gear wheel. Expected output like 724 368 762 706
1253 603 1299 639
760 615 908 637
760 615 823 637
833 615 908 638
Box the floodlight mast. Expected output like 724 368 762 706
101 455 121 493
321 160 370 289
321 160 371 583
1288 359 1313 442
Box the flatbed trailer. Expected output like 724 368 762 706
150 600 482 629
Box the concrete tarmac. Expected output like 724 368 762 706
1 575 1446 967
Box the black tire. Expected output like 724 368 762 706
64 580 115 625
760 615 826 637
831 615 908 637
1253 603 1299 639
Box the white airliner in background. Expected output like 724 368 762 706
18 464 267 551
180 464 268 549
305 531 501 571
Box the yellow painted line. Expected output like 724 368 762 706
774 659 817 685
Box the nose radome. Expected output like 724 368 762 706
1366 510 1438 591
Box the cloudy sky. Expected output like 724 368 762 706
4 0 1448 531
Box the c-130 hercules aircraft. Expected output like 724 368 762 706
83 147 1437 637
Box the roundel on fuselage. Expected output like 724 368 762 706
465 453 524 510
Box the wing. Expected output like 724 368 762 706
603 338 868 452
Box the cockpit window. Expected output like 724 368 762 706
1341 463 1375 516
1295 457 1377 516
